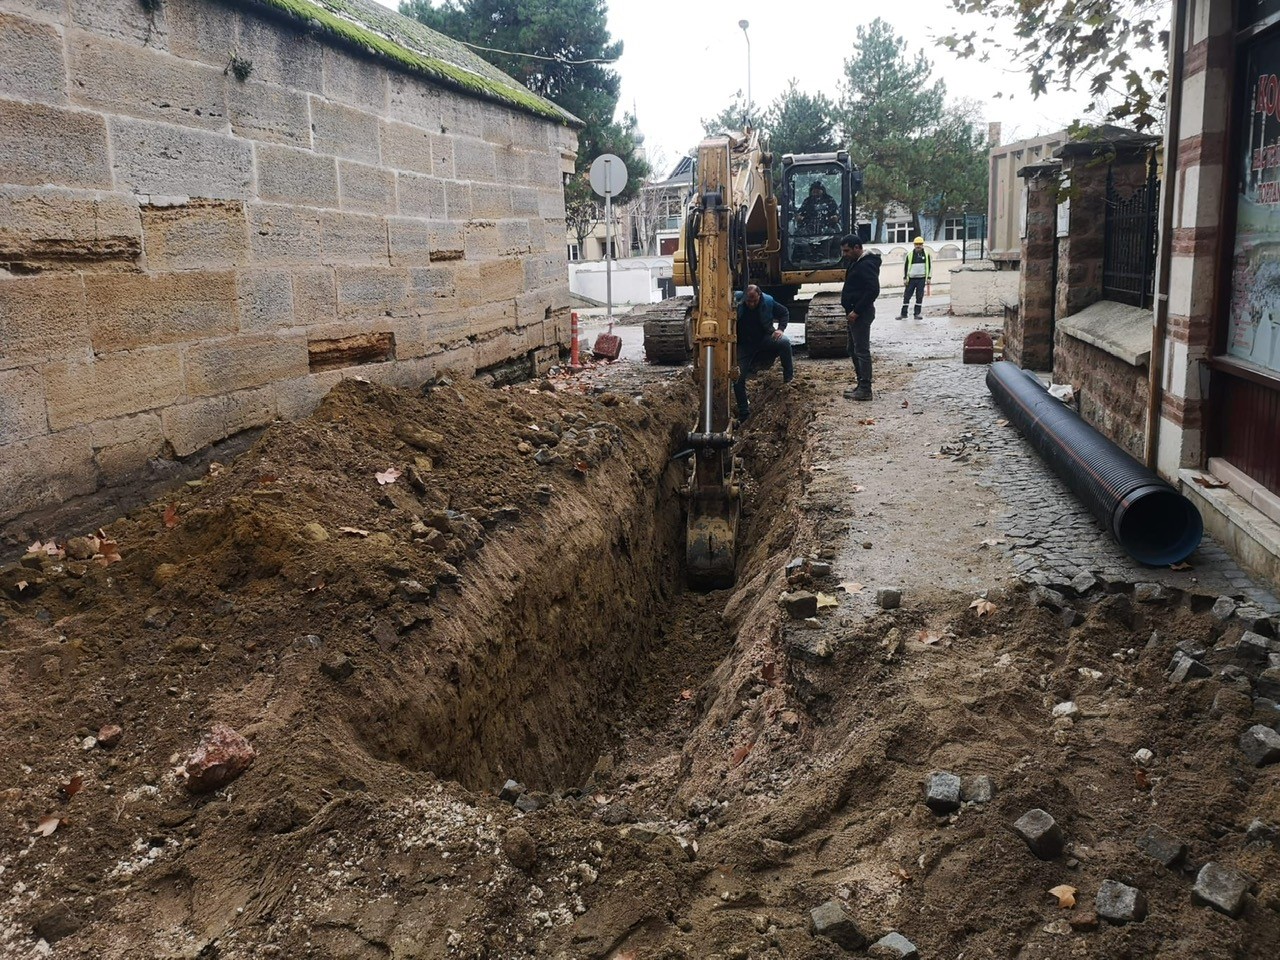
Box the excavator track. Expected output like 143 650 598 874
639 296 695 364
804 291 849 359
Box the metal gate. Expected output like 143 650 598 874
1102 155 1160 308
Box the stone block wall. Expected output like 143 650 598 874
1010 165 1059 369
1053 332 1150 461
0 0 578 527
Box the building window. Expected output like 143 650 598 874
886 220 911 243
660 192 684 231
944 217 965 240
567 243 580 262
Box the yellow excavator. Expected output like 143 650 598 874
671 131 860 588
646 134 861 366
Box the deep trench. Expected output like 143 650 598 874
349 386 805 795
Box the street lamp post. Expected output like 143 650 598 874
738 19 751 123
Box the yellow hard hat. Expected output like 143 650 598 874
913 236 925 244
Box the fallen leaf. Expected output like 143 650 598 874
970 598 997 617
16 580 28 592
338 526 370 537
979 538 1006 548
375 467 402 485
901 400 909 409
208 462 225 477
1169 561 1192 571
94 539 122 566
1049 884 1077 908
1192 474 1228 489
917 630 942 645
857 418 876 426
591 793 608 805
163 504 179 529
894 866 913 884
678 689 694 701
1134 768 1152 791
851 484 865 493
34 815 60 837
815 592 839 609
838 580 863 593
730 743 753 769
58 775 84 802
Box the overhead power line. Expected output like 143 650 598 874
455 38 619 65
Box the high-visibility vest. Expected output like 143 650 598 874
904 247 931 280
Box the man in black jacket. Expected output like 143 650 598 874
839 235 881 400
733 284 794 421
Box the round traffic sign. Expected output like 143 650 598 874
589 153 627 197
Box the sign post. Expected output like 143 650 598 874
589 154 628 324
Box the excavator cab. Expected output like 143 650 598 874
780 152 856 271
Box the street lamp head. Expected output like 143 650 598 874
738 19 749 31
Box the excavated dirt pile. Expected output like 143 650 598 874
1 365 1278 960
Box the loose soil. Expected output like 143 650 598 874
1 334 1277 959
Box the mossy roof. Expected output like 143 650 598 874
241 0 582 126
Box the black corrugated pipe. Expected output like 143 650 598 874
987 361 1203 566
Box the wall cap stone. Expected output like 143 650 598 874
241 0 581 126
1057 299 1153 366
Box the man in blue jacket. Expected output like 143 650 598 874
840 235 882 400
734 284 794 422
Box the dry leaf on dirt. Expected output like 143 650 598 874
857 418 876 426
901 400 909 409
917 630 943 645
94 538 122 566
1169 561 1193 571
970 598 998 617
163 504 179 529
338 526 370 537
33 815 60 837
1192 474 1228 489
58 775 84 802
1134 768 1152 791
838 581 863 593
979 538 1006 548
730 743 753 769
816 592 839 609
208 462 225 477
1049 884 1077 908
677 689 694 701
16 580 28 592
894 866 913 884
375 467 402 485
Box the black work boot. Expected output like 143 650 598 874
897 306 908 320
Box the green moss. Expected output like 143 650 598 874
242 0 579 126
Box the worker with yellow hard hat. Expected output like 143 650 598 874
899 236 931 320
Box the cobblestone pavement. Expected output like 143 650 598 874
883 313 1280 615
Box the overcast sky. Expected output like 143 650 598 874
374 0 1117 177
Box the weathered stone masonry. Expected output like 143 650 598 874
0 0 578 527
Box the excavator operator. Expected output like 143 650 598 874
795 181 840 235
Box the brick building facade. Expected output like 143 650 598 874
0 0 580 529
1006 0 1280 588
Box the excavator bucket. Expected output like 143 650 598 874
686 491 739 590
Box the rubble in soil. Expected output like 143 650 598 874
0 364 1278 959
